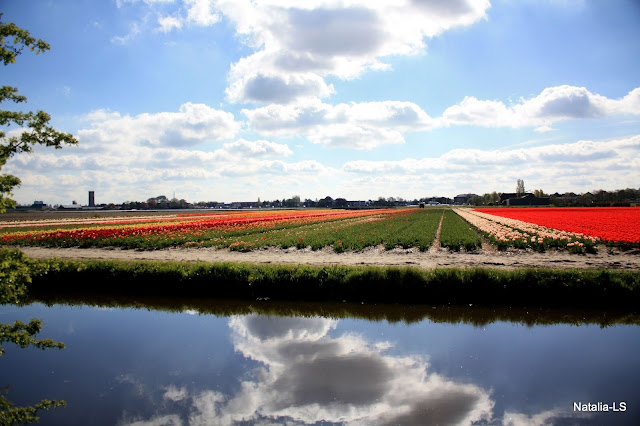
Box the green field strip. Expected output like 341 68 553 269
440 210 483 251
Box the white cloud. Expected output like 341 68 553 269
154 0 221 33
344 135 640 173
163 385 189 402
442 85 640 131
111 22 142 44
226 72 335 104
244 99 434 149
77 103 241 149
206 314 495 425
212 0 491 103
241 86 640 149
124 315 494 426
157 15 183 32
222 139 293 157
341 135 640 195
184 0 220 26
6 103 339 204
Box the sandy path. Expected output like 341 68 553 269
17 245 640 270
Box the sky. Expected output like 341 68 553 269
2 0 640 206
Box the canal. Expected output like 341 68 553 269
1 300 639 425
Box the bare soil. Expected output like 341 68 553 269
17 245 640 270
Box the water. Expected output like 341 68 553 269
1 302 639 425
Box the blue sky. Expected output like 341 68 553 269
2 0 640 205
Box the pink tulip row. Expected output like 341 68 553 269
454 208 598 251
454 208 531 244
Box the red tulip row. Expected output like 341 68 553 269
0 209 395 248
474 207 640 243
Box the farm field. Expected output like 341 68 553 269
2 207 639 254
475 207 640 245
0 208 440 251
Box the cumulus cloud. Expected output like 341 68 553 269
344 135 640 173
113 0 489 111
227 72 335 104
211 0 490 103
340 135 640 196
244 99 434 149
207 315 495 424
184 0 220 26
77 103 240 149
5 103 322 204
163 385 189 402
221 139 293 157
441 85 640 131
143 0 220 32
121 315 494 426
240 86 640 149
157 15 183 32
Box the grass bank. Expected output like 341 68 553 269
27 257 640 308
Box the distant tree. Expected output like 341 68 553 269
516 179 525 196
469 195 483 206
334 198 347 208
318 196 333 208
0 14 78 212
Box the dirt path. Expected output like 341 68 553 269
17 245 640 270
428 210 445 254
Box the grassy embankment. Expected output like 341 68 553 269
25 256 640 309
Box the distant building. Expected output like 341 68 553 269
58 204 83 210
499 193 518 204
453 194 477 205
89 191 95 207
505 193 551 206
229 201 257 209
13 201 48 210
428 197 452 205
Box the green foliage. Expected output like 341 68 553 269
0 391 65 426
0 319 65 356
0 14 78 213
0 248 66 423
0 15 72 424
439 210 482 251
0 248 31 304
0 248 66 355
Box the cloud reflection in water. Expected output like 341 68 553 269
184 314 494 425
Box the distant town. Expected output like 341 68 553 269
12 187 640 212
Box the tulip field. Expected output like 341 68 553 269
1 206 638 253
474 207 640 244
